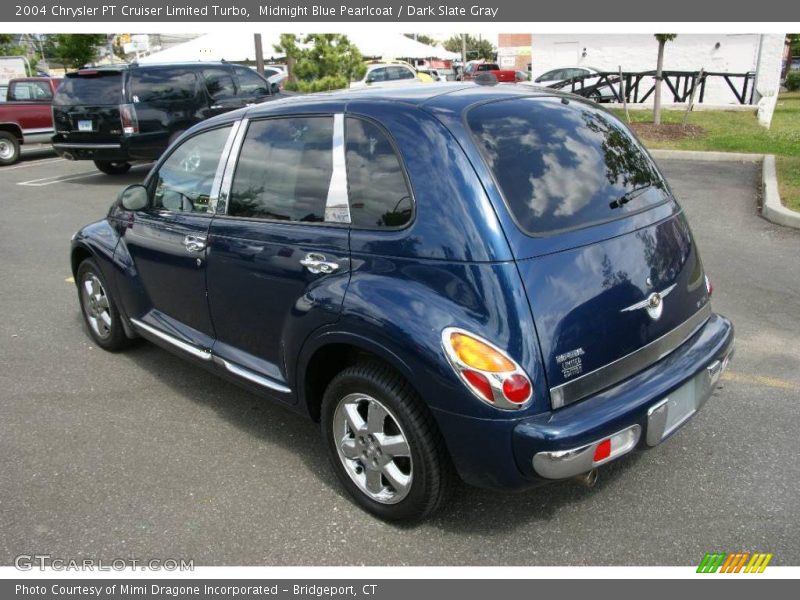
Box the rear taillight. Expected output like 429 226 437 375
705 274 713 297
119 103 138 135
442 328 533 410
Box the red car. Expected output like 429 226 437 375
0 77 62 165
459 62 517 83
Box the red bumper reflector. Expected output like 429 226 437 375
593 439 611 462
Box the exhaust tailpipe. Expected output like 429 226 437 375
574 469 598 488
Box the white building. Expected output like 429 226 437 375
527 34 786 122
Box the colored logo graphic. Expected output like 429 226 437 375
697 552 773 573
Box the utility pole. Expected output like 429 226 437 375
461 34 467 66
254 33 265 75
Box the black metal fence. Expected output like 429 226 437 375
545 70 757 105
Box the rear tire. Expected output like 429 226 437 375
94 160 131 175
76 258 131 352
321 362 453 522
0 131 21 166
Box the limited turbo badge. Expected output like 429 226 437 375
621 283 677 321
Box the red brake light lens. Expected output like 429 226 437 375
120 103 139 134
463 369 495 403
502 373 532 404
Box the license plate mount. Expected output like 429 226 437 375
646 376 699 446
77 120 93 132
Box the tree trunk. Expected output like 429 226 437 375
654 40 666 125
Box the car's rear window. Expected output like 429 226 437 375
53 71 123 105
467 96 671 235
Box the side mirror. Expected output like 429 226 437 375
118 184 149 211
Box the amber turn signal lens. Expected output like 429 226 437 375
449 332 515 373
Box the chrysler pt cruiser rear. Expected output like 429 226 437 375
70 84 734 521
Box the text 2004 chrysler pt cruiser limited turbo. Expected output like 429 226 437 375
70 84 734 521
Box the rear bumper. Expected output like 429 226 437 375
52 132 168 162
433 312 735 491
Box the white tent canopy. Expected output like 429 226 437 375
138 32 458 64
348 32 460 60
138 32 284 63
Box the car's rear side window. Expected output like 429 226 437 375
129 69 198 104
345 117 412 229
467 97 670 235
228 117 333 222
53 72 123 105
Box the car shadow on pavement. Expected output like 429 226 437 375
112 325 646 533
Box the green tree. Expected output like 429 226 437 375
0 34 39 72
653 34 677 125
403 33 437 46
274 34 366 92
46 34 106 69
443 34 495 61
788 34 800 56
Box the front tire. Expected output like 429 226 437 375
94 160 131 175
76 258 131 351
321 362 453 521
0 131 21 166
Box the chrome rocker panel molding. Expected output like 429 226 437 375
130 318 291 394
550 303 713 409
130 318 212 361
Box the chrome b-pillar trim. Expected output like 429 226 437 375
208 120 243 214
215 118 249 215
324 113 351 224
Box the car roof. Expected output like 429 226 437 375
196 82 587 131
245 82 574 112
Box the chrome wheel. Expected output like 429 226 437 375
0 138 15 161
81 272 112 339
332 393 413 504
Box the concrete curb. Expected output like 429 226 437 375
648 149 800 230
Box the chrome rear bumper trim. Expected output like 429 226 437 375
532 424 641 479
54 143 122 149
550 303 712 409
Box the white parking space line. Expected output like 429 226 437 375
17 171 103 187
2 157 67 172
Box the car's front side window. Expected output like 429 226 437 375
152 125 232 214
227 117 334 222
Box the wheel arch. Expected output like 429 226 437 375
0 123 23 141
295 330 421 423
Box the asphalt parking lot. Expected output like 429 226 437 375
1 155 798 566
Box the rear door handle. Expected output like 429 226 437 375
300 253 340 274
183 235 207 253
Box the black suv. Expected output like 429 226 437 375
52 62 275 174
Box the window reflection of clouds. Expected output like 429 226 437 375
229 118 333 221
469 98 664 234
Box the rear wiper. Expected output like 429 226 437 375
609 181 663 209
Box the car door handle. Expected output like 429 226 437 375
183 235 207 253
300 253 340 274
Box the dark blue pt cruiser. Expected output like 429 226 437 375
70 83 735 521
